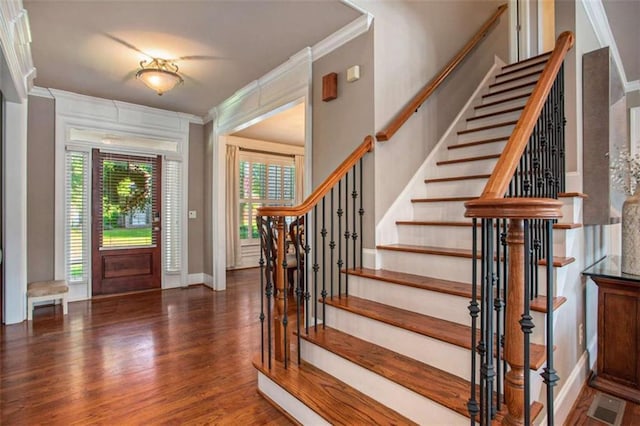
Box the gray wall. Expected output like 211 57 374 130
27 95 55 282
352 0 509 222
312 30 375 247
203 121 214 276
188 123 204 275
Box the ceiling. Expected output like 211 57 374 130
24 1 361 117
233 102 305 146
602 0 640 83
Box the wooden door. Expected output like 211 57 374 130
92 150 161 295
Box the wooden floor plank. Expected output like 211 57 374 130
0 269 292 425
325 295 547 370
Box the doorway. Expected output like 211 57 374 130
91 150 162 295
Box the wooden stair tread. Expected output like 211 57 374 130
253 357 415 425
448 136 509 150
501 52 551 70
376 243 575 268
425 174 491 183
558 191 588 198
458 120 517 135
411 196 477 203
395 220 582 231
489 70 541 88
483 81 537 98
301 326 473 418
476 93 530 110
437 153 500 165
496 59 548 79
346 267 567 313
325 295 547 370
467 106 524 122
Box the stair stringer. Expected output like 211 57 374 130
376 55 506 249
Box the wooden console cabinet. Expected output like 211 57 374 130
583 256 640 403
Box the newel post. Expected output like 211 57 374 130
465 198 562 425
273 216 287 362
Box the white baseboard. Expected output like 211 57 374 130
538 350 589 425
188 273 205 285
203 273 214 288
362 248 379 269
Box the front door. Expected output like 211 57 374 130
92 150 161 295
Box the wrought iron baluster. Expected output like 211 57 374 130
337 181 343 296
282 217 289 369
479 219 487 423
468 218 480 424
359 158 364 268
344 173 350 295
352 165 358 276
522 220 534 425
295 215 302 364
330 188 335 299
313 206 319 330
543 220 559 425
485 219 496 420
259 219 265 365
321 199 327 329
495 218 503 411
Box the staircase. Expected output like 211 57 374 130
254 50 582 424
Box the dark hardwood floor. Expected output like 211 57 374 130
1 269 292 425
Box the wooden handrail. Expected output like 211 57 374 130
375 3 508 142
257 135 374 217
479 31 575 200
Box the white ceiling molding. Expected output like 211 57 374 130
311 12 373 61
581 0 640 94
29 85 53 98
0 1 36 101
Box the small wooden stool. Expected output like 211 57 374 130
27 280 69 320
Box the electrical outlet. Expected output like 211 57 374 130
578 323 584 345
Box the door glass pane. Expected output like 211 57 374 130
102 157 154 248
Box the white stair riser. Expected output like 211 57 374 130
475 96 529 115
412 200 470 222
495 64 546 83
466 110 523 130
500 56 550 74
457 124 515 143
488 73 540 93
560 197 582 224
378 249 561 295
300 341 468 425
348 275 549 344
446 140 508 160
429 158 498 178
424 178 487 197
257 373 331 426
325 304 547 392
482 86 533 103
396 224 569 257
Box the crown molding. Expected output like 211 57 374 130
0 2 36 101
29 86 54 99
581 0 640 94
311 12 373 61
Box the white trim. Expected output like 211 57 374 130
211 49 312 292
0 2 35 101
226 135 304 156
538 350 590 425
588 334 598 371
188 273 205 285
362 248 379 270
581 0 640 93
631 107 640 157
29 86 54 99
311 13 373 62
52 89 192 298
508 0 532 62
3 100 29 323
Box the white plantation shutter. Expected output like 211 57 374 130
65 150 90 283
238 152 296 244
164 160 182 273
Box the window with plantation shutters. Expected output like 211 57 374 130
164 160 182 273
97 152 158 249
65 150 90 283
239 152 295 244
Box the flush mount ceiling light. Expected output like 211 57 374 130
136 58 183 96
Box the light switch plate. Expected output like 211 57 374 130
188 210 197 219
